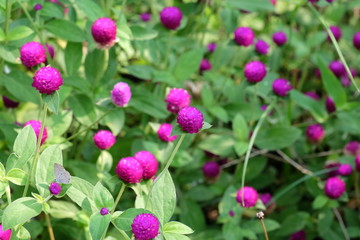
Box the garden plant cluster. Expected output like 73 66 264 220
0 0 360 239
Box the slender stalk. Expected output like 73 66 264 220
23 104 48 197
113 225 131 240
111 182 126 214
199 0 210 45
5 185 11 204
276 150 313 175
163 32 172 69
45 213 56 240
4 0 12 36
260 218 269 240
333 208 350 240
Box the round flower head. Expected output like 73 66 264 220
160 6 183 30
255 40 269 55
200 59 212 72
2 96 19 108
356 155 360 172
304 91 320 100
20 41 47 68
325 162 340 177
234 27 255 47
91 17 117 48
111 82 132 107
273 31 287 46
289 230 306 240
325 97 336 113
270 0 276 5
32 66 63 94
140 13 151 22
328 26 342 42
134 151 158 180
244 61 267 83
324 176 346 199
236 186 258 208
0 224 12 240
344 141 360 156
306 124 325 143
34 4 42 10
24 120 48 145
228 211 235 217
272 78 292 97
157 123 177 142
177 106 204 134
202 161 221 179
353 32 360 50
165 88 191 114
49 182 62 195
329 60 345 78
338 164 352 176
207 43 217 53
115 157 143 183
93 130 116 150
131 213 160 240
314 68 321 78
46 44 55 59
100 208 109 215
259 193 272 206
341 68 356 87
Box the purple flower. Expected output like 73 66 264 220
20 42 47 68
353 32 360 50
207 43 217 52
202 161 221 179
134 151 158 180
273 31 287 46
100 208 109 215
329 60 345 78
338 164 352 176
160 6 183 30
91 18 117 48
200 59 212 72
325 162 341 177
326 0 334 2
140 13 151 22
289 230 306 240
270 0 276 5
259 193 272 206
157 123 177 142
34 4 42 11
46 44 55 59
177 106 204 134
115 157 143 183
0 225 12 240
49 182 62 195
344 141 360 156
24 120 48 145
308 0 319 3
325 97 336 113
314 68 321 78
340 68 356 87
306 124 325 143
131 213 160 240
356 155 360 172
272 78 292 96
244 61 267 83
111 82 132 107
32 66 63 94
255 40 269 55
234 27 255 47
328 26 342 42
228 211 235 217
324 177 346 199
93 130 116 150
165 88 191 114
236 186 258 208
304 91 320 100
2 96 19 108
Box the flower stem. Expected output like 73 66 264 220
4 0 12 36
333 208 350 240
5 184 11 204
111 182 126 214
45 213 56 240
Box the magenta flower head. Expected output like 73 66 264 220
328 26 342 42
325 97 336 113
207 43 217 53
234 27 255 47
100 208 109 215
93 130 116 150
255 40 269 55
325 162 340 177
353 32 360 50
160 6 183 30
20 41 47 68
34 4 42 10
341 68 356 87
140 13 151 22
272 78 292 97
356 155 360 172
91 17 117 48
165 88 191 114
177 106 204 134
344 141 360 156
200 59 212 72
289 230 306 240
270 0 276 5
111 82 132 107
304 91 320 100
49 182 62 195
134 151 158 180
202 161 221 179
236 186 258 208
272 31 287 46
131 213 160 240
157 123 177 142
2 96 19 108
324 176 346 199
24 120 48 145
259 193 272 206
338 164 352 176
46 44 55 59
32 66 63 95
329 60 345 78
0 225 12 240
244 61 267 83
115 157 143 183
306 124 325 143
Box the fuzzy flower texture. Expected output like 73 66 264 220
91 17 117 48
202 161 221 179
273 31 287 46
111 82 132 107
32 66 63 95
324 177 345 199
0 225 12 240
49 182 62 195
165 88 191 114
157 123 177 142
115 157 143 183
131 213 160 240
236 186 258 208
234 27 255 47
93 130 116 150
20 41 47 68
24 120 48 145
177 106 204 134
160 6 182 30
272 78 292 96
306 124 325 143
134 151 159 180
244 61 267 83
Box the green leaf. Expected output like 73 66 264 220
89 212 111 240
46 110 73 137
100 109 125 135
0 45 19 63
96 151 113 172
232 113 249 141
198 135 235 157
40 2 64 18
226 0 274 11
243 219 280 233
48 200 79 219
65 42 83 76
63 76 91 92
43 91 60 114
179 199 206 232
66 177 96 213
201 85 214 107
313 195 329 209
130 26 158 40
0 163 5 178
112 208 152 231
74 0 105 21
7 26 33 41
6 168 28 186
163 233 191 240
117 14 133 40
93 182 114 210
68 94 97 126
276 212 310 236
85 49 105 84
0 28 5 41
45 19 86 42
234 141 248 156
318 58 347 109
164 222 194 235
14 225 32 240
173 49 204 82
208 106 229 123
255 126 301 150
0 182 7 199
2 197 42 230
126 65 153 80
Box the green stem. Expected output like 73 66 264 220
163 32 173 69
113 225 131 240
199 0 210 45
93 49 109 93
22 103 48 197
4 0 12 36
333 208 350 240
5 184 11 204
111 182 126 214
45 213 56 240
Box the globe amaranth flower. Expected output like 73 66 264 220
2 96 19 108
259 193 272 206
304 91 320 100
91 17 117 48
34 4 42 10
355 155 360 172
140 13 151 22
160 6 182 30
24 120 48 145
202 161 221 179
272 78 292 96
100 208 109 215
244 61 267 83
207 42 217 52
93 130 116 150
157 123 177 142
0 224 12 240
306 124 325 143
325 162 340 177
236 186 258 208
329 60 345 78
165 88 191 114
115 157 143 183
255 40 269 55
324 176 346 199
200 59 212 72
327 26 342 42
177 106 204 134
46 44 55 59
234 27 255 47
353 32 360 50
273 31 287 46
341 68 356 87
270 0 276 5
111 82 132 107
131 213 160 240
289 230 306 240
20 41 47 68
325 97 336 113
338 164 352 176
344 141 360 156
134 151 158 180
32 66 63 95
49 182 62 195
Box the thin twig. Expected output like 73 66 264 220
302 149 342 159
276 150 313 175
333 208 350 240
45 213 56 240
221 149 268 169
257 212 269 240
